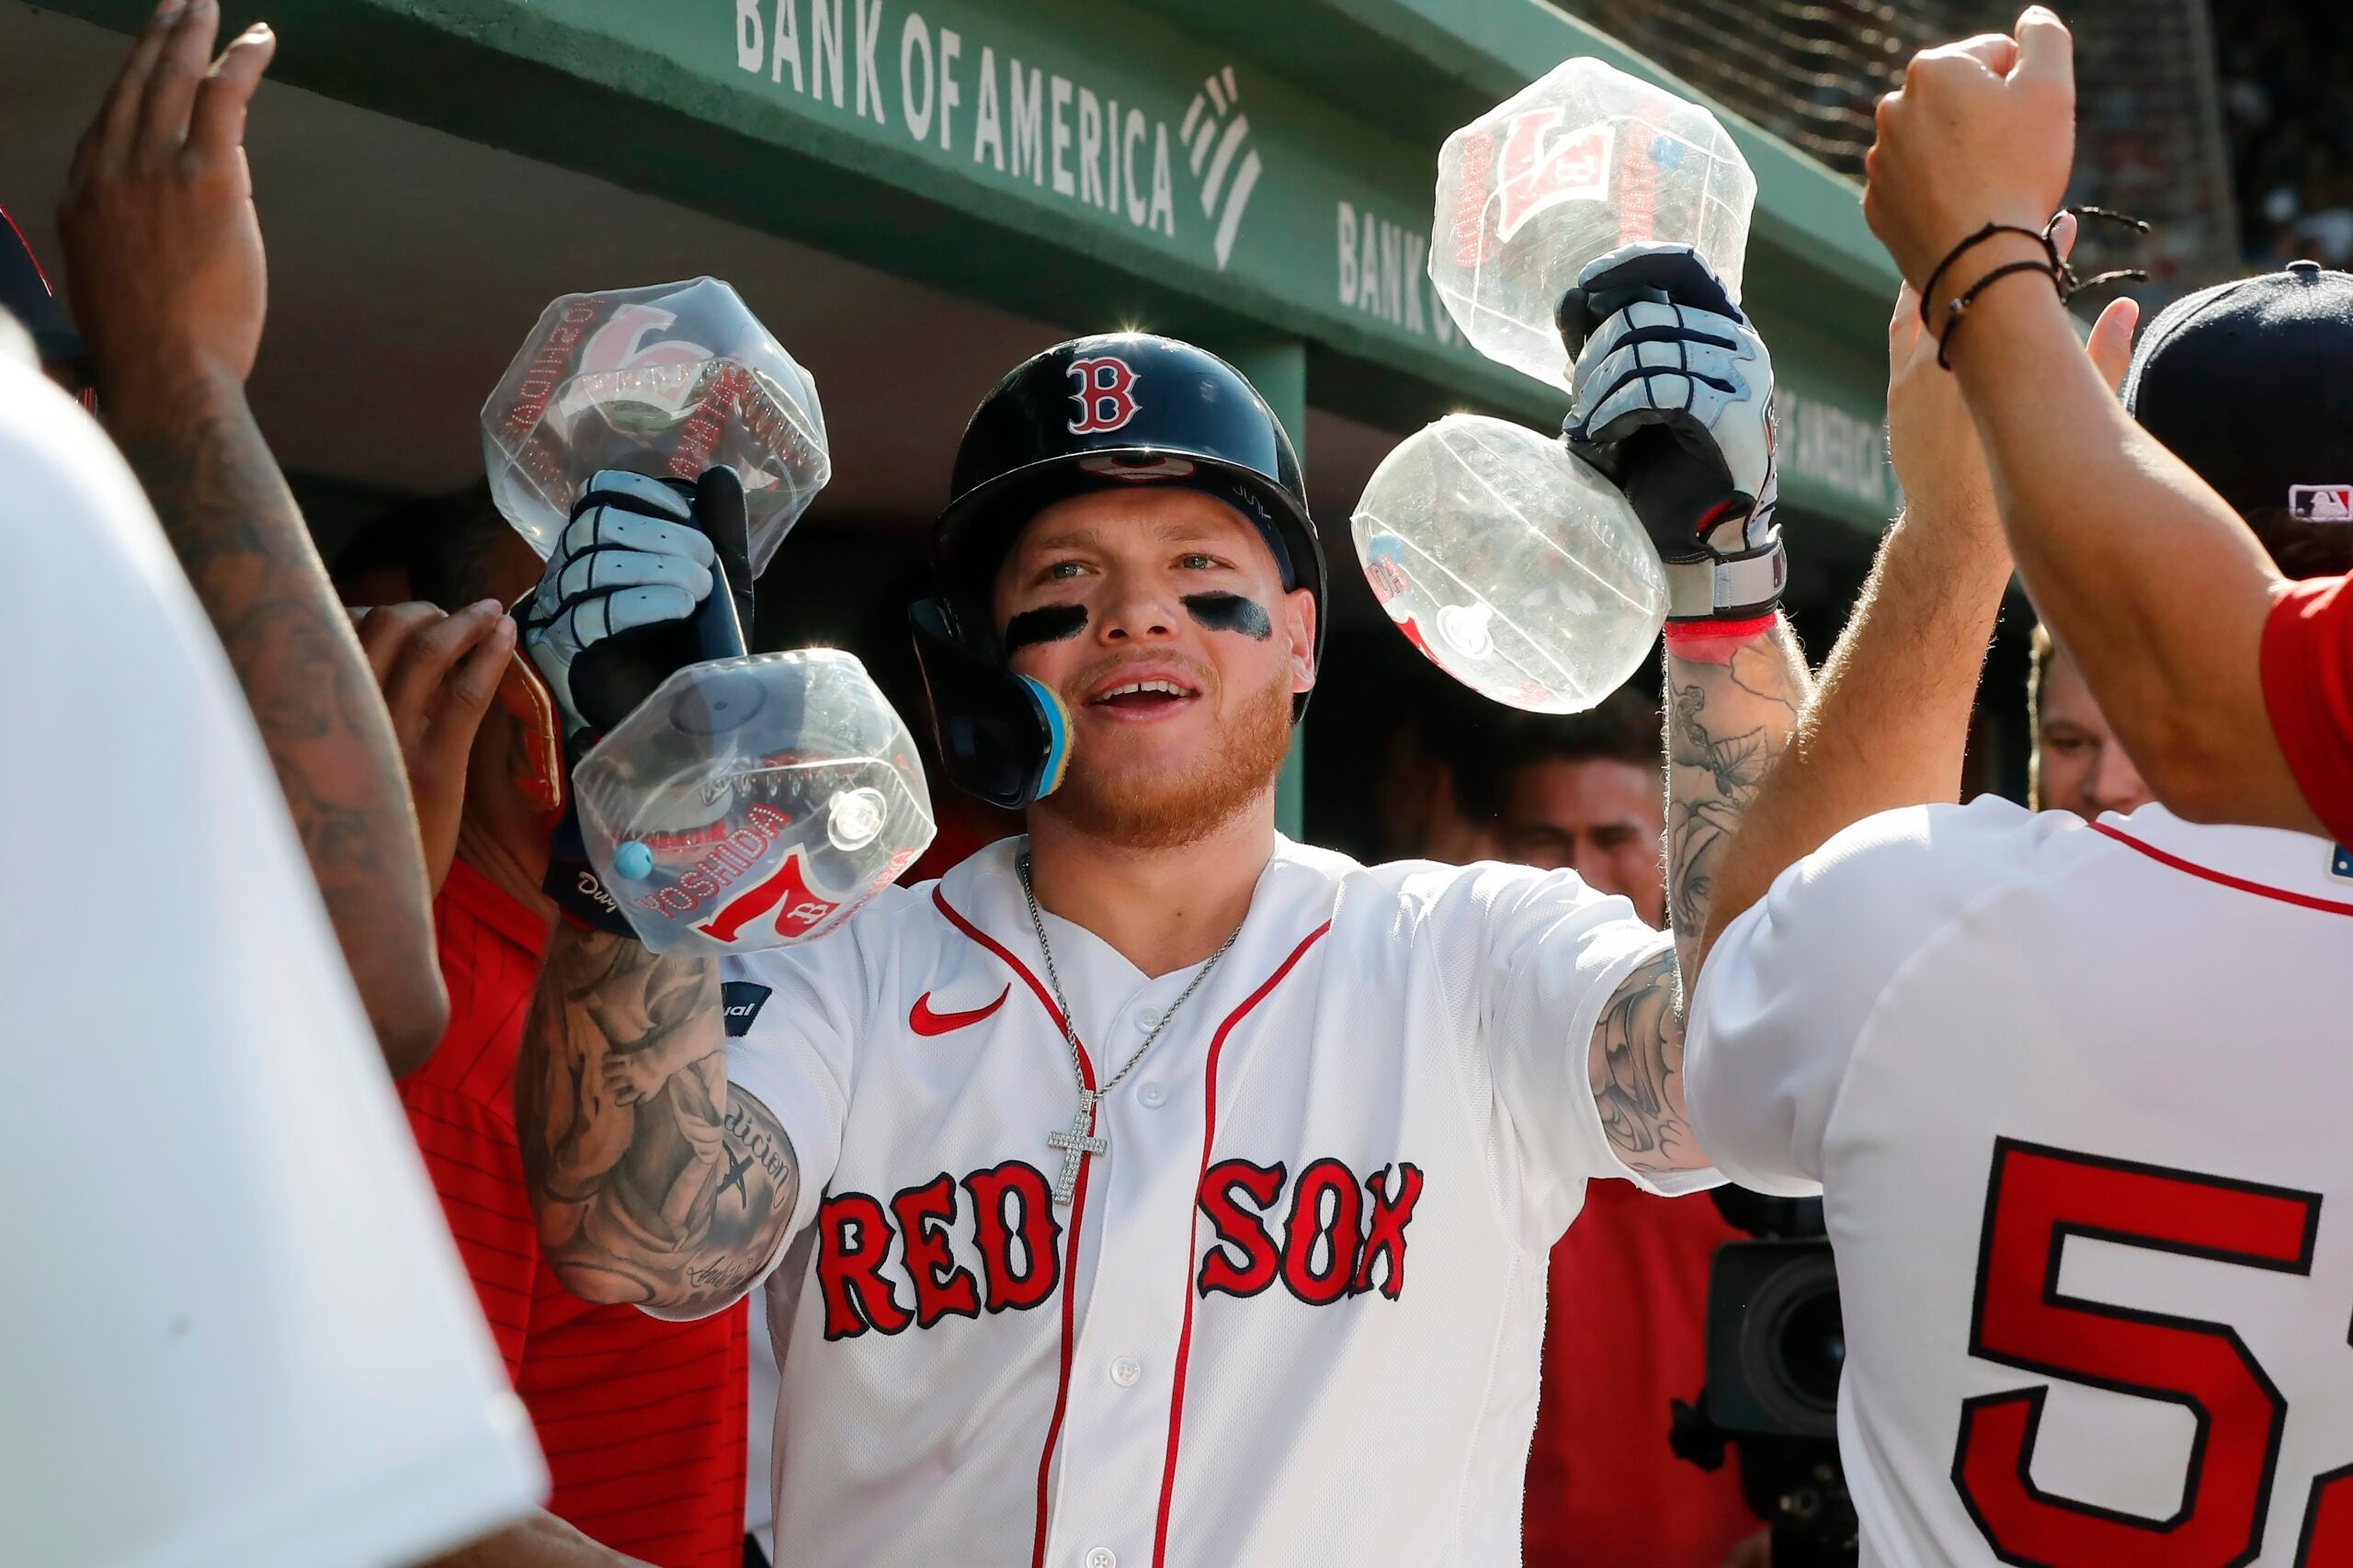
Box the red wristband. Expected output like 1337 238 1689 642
1663 613 1779 663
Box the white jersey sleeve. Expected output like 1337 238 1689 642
0 358 542 1566
1686 796 2075 1196
1404 860 1699 1235
714 886 921 1286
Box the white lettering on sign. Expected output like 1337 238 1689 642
854 0 887 123
1011 61 1044 186
1333 200 1472 354
812 0 845 108
972 44 1004 170
1779 388 1891 508
729 5 1250 263
899 13 933 142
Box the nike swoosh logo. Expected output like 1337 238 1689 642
910 984 1012 1037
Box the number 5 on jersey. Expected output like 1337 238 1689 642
1953 1138 2353 1566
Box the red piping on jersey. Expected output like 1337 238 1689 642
2092 824 2353 916
932 887 1098 1568
1151 920 1334 1568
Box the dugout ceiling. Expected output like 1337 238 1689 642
9 0 1902 544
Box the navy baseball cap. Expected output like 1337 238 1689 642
2122 260 2353 525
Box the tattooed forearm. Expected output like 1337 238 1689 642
1665 630 1809 969
111 369 444 1071
1589 948 1695 1174
517 925 801 1312
1590 621 1811 1175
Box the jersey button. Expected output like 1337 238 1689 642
1086 1549 1118 1568
1138 1082 1166 1108
1131 1006 1163 1031
1110 1355 1142 1387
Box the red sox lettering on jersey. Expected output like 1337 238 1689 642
812 1154 1427 1340
712 836 1693 1568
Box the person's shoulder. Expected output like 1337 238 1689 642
1756 796 2107 948
1800 795 2094 886
1342 849 1615 911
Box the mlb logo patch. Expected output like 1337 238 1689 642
2290 485 2353 522
2333 845 2353 881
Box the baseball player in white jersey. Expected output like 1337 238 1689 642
515 254 1807 1566
1685 187 2353 1567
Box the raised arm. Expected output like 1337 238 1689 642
1588 619 1808 1175
1861 7 2315 834
516 926 800 1312
1696 254 2140 971
60 3 458 1071
1554 244 1812 1176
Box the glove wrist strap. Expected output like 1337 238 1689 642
1664 540 1787 624
541 732 640 939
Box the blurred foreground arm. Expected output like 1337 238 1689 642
1861 6 2320 835
60 0 455 1071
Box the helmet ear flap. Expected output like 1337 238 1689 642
908 597 1070 810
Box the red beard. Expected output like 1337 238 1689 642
1040 663 1296 850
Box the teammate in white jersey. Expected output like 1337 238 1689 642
515 265 1807 1565
1684 162 2353 1565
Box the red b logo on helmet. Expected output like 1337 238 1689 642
1066 357 1141 435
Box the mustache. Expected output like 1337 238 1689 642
1061 649 1216 702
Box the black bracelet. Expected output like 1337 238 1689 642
1918 222 2054 330
1935 259 2065 369
1922 206 2155 370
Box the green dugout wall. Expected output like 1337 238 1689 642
34 0 1905 835
40 0 1900 531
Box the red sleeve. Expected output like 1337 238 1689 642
2260 574 2353 846
399 1079 538 1384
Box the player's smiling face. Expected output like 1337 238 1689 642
992 486 1315 845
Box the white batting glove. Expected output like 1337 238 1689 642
1560 243 1785 623
520 470 718 736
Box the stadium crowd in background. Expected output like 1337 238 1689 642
7 3 2353 1567
2222 0 2353 268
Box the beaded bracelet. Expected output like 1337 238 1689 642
1922 207 2153 371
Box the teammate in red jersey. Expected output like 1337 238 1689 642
352 494 750 1568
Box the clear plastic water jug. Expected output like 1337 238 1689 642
571 651 936 956
483 277 829 575
1353 415 1666 713
1430 57 1756 392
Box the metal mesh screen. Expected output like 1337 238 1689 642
1554 0 2240 301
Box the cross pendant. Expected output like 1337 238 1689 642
1046 1093 1108 1207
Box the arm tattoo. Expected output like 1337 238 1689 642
113 371 440 1062
516 926 801 1312
1589 948 1695 1173
1590 626 1809 1175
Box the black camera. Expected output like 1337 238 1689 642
1670 1189 1856 1568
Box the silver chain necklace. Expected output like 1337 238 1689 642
1019 849 1242 1206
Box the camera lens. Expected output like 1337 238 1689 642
1778 1287 1845 1407
1734 1246 1843 1438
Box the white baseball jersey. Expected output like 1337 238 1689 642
1687 797 2353 1568
711 834 1705 1567
0 353 542 1565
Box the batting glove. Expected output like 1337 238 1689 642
520 470 719 739
1559 242 1785 624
